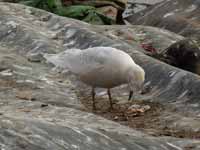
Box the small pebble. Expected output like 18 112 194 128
114 116 119 120
41 104 48 108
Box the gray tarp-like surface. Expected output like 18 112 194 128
0 2 200 150
125 0 200 41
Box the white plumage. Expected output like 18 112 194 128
44 47 145 110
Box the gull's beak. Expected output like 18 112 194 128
128 91 133 101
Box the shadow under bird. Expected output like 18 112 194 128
44 47 145 110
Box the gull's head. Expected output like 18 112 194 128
127 64 145 100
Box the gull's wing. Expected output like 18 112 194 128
43 49 82 70
43 47 111 75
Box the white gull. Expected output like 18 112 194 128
44 47 145 110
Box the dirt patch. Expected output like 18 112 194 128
78 93 200 139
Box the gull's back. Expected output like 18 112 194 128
45 47 136 88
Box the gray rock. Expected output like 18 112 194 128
123 0 164 17
125 0 200 41
160 38 200 74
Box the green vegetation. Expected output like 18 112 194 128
19 0 115 25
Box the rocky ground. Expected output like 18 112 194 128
0 2 200 150
126 0 200 41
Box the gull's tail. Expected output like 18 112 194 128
43 49 82 69
43 53 64 67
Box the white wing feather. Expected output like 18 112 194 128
43 48 109 75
